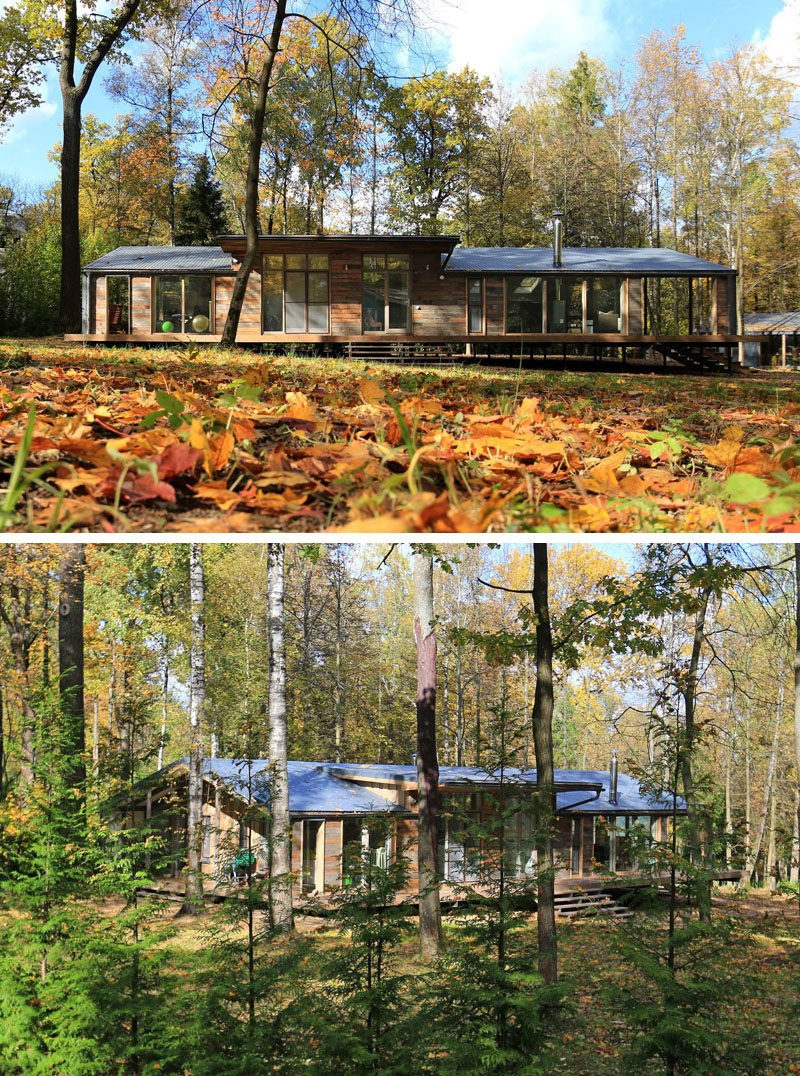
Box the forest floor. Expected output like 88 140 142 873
136 886 799 1073
3 338 800 533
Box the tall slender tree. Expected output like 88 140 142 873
267 543 292 932
182 543 206 915
58 544 86 796
531 543 557 986
413 550 442 961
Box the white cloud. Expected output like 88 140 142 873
420 0 618 82
755 0 800 77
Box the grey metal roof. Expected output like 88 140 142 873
83 246 233 273
445 246 733 275
163 758 681 816
201 759 405 815
744 311 800 332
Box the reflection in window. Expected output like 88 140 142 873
363 254 409 332
261 254 329 333
468 277 483 333
154 275 212 333
586 276 622 333
107 275 130 334
547 276 583 332
506 275 543 333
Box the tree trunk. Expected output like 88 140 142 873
794 546 800 908
58 544 86 795
680 568 711 921
531 543 557 986
743 688 783 887
220 0 287 347
182 544 206 916
413 553 442 961
267 543 293 932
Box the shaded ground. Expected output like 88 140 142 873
3 339 800 533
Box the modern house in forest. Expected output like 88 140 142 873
68 226 744 369
132 757 684 898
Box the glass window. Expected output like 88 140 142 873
154 276 182 333
184 276 212 333
468 278 483 333
202 816 211 862
261 256 329 333
587 276 622 334
107 276 130 334
154 276 212 333
506 275 543 333
547 276 582 332
593 818 611 869
362 254 409 332
262 271 283 331
644 278 690 335
615 817 633 871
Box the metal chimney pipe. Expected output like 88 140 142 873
553 211 563 268
609 749 619 806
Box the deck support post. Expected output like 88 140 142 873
726 344 732 373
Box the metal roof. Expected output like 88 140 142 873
201 759 406 815
445 246 733 275
164 758 681 816
83 246 234 273
744 311 800 332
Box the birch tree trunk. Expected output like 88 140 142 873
58 544 86 798
267 543 293 932
413 552 442 961
182 544 206 916
532 543 557 986
743 687 783 887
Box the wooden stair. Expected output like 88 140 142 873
554 888 633 922
345 341 462 364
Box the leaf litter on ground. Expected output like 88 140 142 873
3 340 800 533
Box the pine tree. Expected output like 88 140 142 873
174 156 229 245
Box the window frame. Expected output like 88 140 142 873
362 253 410 334
261 254 330 335
152 274 215 335
467 276 485 334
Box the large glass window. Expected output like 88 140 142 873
362 254 409 332
586 276 623 333
506 275 543 333
107 275 130 334
643 277 692 335
261 254 329 333
468 277 483 333
154 275 212 333
547 276 583 332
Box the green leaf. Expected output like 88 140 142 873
720 472 771 504
155 390 184 414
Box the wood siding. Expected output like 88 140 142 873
485 278 505 335
131 277 151 334
92 275 106 335
628 278 643 334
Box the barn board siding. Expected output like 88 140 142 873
485 279 505 335
324 819 342 887
628 278 643 334
92 276 106 334
131 277 151 333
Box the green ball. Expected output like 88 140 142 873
161 320 174 333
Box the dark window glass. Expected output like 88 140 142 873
548 276 582 332
468 277 483 333
586 276 622 333
107 276 130 334
506 275 543 333
363 255 409 332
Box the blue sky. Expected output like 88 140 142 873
0 0 797 190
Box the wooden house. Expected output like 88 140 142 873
133 757 685 898
68 230 744 368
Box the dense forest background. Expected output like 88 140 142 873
1 541 797 888
1 4 799 332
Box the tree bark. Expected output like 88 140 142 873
220 0 287 347
794 546 800 907
267 543 293 932
743 687 783 888
679 559 712 921
413 552 442 961
58 544 85 795
531 543 557 986
182 544 206 915
58 0 144 332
